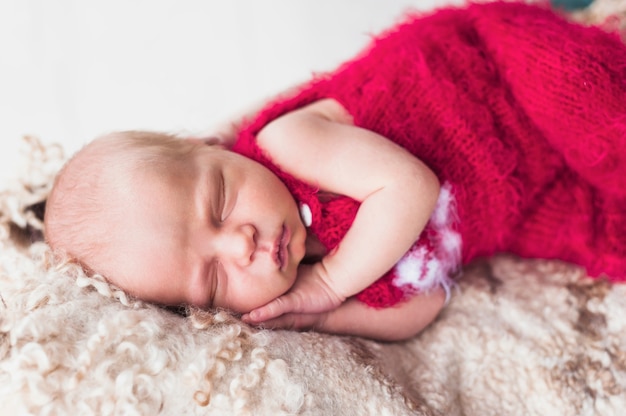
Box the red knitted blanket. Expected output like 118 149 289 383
234 1 626 307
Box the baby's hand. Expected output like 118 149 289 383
242 263 345 323
248 311 330 332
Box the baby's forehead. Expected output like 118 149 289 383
76 137 213 209
116 145 197 180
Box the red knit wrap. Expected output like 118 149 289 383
233 1 626 307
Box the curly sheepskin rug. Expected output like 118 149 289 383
2 3 626 415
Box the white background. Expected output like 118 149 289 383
0 0 462 186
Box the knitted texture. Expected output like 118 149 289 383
233 1 626 307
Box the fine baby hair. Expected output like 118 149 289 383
44 131 203 278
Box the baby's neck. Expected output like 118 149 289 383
300 190 337 263
303 233 326 264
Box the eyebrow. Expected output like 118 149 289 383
192 163 220 223
192 164 209 223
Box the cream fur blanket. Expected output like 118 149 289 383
2 3 626 414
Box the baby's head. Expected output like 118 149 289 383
44 131 307 312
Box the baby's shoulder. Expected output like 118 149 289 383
259 98 353 141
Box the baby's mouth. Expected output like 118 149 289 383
274 225 289 270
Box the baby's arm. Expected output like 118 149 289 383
258 287 446 341
247 98 440 321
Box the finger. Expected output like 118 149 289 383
258 313 320 331
247 295 296 322
256 315 298 329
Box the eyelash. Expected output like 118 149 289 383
219 172 236 223
219 172 227 222
209 260 220 306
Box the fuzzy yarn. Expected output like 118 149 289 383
3 136 626 415
234 1 626 308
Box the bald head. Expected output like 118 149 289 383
44 131 201 277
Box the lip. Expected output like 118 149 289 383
274 225 290 271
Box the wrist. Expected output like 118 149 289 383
313 260 349 302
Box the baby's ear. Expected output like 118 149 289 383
186 136 227 148
199 136 223 146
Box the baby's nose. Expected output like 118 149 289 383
219 224 256 265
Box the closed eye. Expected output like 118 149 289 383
220 171 236 222
219 171 227 222
205 260 218 307
192 261 217 309
209 260 227 307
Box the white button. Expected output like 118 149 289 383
299 203 312 227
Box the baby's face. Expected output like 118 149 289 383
101 145 307 312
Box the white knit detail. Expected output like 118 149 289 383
299 203 313 227
393 182 461 302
